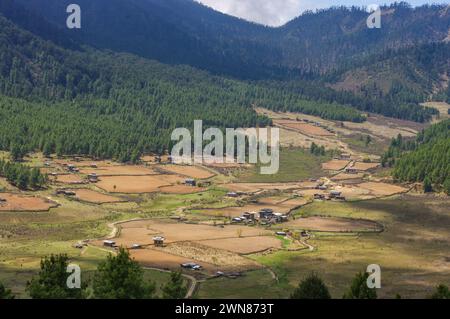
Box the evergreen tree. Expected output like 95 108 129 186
290 273 331 299
26 254 85 299
0 281 15 299
343 271 377 299
161 271 188 299
92 248 155 299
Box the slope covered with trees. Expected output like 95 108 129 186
382 120 450 193
0 12 367 161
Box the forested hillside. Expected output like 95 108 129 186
328 42 450 106
0 0 447 163
6 0 447 122
382 120 450 193
17 0 450 77
0 12 366 161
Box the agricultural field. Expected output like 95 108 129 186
0 108 448 299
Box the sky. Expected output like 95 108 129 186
195 0 449 26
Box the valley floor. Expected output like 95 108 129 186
0 110 448 299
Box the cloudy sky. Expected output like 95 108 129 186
195 0 449 26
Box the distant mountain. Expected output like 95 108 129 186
13 0 450 79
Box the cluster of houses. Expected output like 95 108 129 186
313 190 345 201
56 189 76 196
232 208 289 225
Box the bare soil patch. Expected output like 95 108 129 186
52 174 86 184
96 175 174 193
358 182 408 196
322 160 351 171
114 219 271 246
72 189 124 204
350 162 380 171
159 165 215 179
331 172 365 181
158 242 260 271
80 165 158 176
0 193 58 212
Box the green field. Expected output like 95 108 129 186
195 269 287 299
237 148 330 183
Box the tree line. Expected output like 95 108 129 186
0 159 47 190
1 248 187 299
2 250 449 299
382 120 450 194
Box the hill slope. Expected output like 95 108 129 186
13 0 450 78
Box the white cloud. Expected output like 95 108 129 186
195 0 441 26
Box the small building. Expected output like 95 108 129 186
330 190 342 198
345 167 358 174
314 194 325 200
131 244 142 249
0 197 6 203
232 217 243 223
181 262 202 270
276 231 287 236
103 240 116 247
90 163 98 168
185 179 196 187
226 192 239 198
56 189 75 196
153 236 165 247
259 208 274 219
242 212 256 220
88 173 98 183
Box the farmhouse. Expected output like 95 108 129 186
185 179 196 186
242 212 256 221
88 173 98 183
330 190 342 198
56 189 76 196
103 240 116 247
259 208 274 219
226 192 239 198
314 194 326 200
345 167 358 174
67 164 79 172
153 236 165 247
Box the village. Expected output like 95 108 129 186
1 106 446 299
